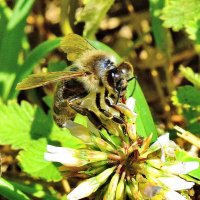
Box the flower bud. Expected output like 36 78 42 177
115 172 126 200
67 166 116 200
103 172 119 200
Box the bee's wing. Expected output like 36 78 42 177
16 71 88 90
60 33 95 61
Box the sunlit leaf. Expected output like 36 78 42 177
161 0 200 43
0 99 85 181
18 139 62 182
0 100 83 149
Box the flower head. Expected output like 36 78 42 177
44 98 199 199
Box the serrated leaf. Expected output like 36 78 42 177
0 100 83 180
160 0 200 43
18 139 62 181
176 85 200 107
76 0 114 39
0 177 29 200
180 65 200 89
0 100 83 149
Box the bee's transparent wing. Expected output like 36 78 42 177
60 33 95 61
16 71 88 90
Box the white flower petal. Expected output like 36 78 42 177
158 176 194 190
156 133 170 146
44 146 87 167
162 161 199 175
126 97 136 111
165 190 187 200
149 133 170 152
44 151 81 167
47 145 67 153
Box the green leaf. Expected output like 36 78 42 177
176 150 200 180
179 65 200 89
6 180 59 200
0 100 83 150
172 84 200 134
0 0 34 100
0 100 84 180
18 139 62 182
0 177 29 200
10 180 61 200
160 0 200 43
127 80 158 141
43 95 54 108
176 85 200 107
76 0 114 39
183 109 200 134
0 1 12 47
9 38 62 99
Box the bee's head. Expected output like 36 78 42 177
107 61 134 95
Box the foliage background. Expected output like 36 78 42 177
0 0 200 199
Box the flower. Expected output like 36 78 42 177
44 98 199 200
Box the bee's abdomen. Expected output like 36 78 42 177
53 79 88 127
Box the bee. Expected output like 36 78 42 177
16 34 134 134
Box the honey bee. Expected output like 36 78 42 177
16 34 133 134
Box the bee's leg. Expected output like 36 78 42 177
104 97 126 125
69 103 104 129
53 99 77 128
